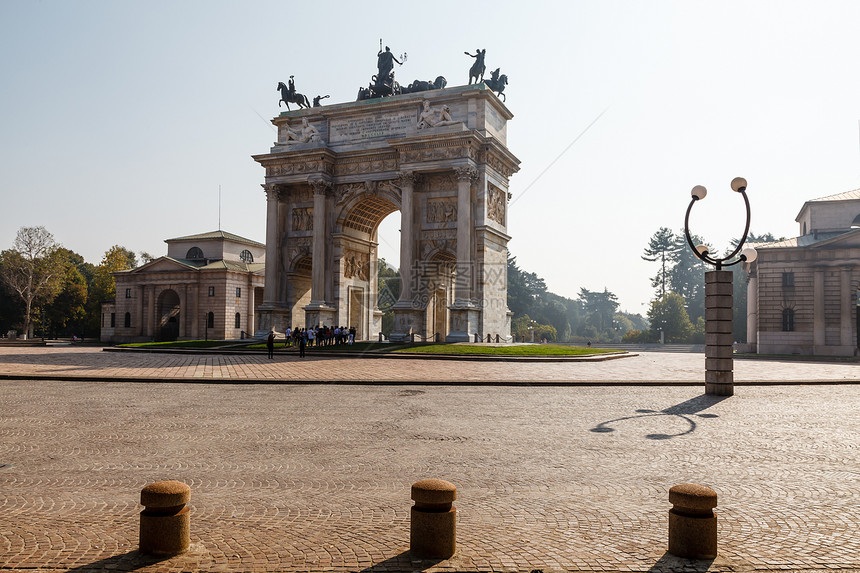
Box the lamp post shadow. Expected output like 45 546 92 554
590 394 728 439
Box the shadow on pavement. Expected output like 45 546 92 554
590 394 729 439
648 551 716 572
358 550 443 572
65 549 170 572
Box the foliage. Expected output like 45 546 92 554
377 258 401 336
84 245 139 334
641 227 676 298
43 248 89 335
0 227 68 337
647 293 693 343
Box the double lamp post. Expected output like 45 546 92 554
683 177 757 396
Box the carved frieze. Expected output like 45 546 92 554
421 173 457 191
487 183 506 226
292 207 313 231
288 237 312 265
402 144 476 164
266 159 332 177
420 238 456 260
481 149 517 178
343 249 370 281
335 179 402 205
426 198 457 223
422 229 457 241
333 156 398 177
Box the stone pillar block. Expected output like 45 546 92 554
705 270 733 397
668 483 718 559
410 478 456 559
139 480 190 556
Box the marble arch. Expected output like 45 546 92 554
253 86 520 341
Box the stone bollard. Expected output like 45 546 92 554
139 480 191 556
668 483 718 559
410 479 457 559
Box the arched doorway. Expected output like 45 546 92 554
157 289 180 341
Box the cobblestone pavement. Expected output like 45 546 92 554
2 374 860 572
0 345 858 383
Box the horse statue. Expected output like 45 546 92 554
483 69 508 101
401 76 447 94
465 49 486 84
277 82 311 110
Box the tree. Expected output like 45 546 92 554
0 227 68 338
43 248 89 336
377 258 401 336
642 227 677 299
85 246 138 334
668 230 710 322
578 287 620 337
647 292 693 343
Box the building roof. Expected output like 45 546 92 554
165 230 265 248
806 188 860 202
751 229 860 250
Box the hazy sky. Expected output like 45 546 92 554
3 1 860 313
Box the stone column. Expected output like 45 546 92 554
309 178 331 305
390 171 420 342
745 265 758 353
247 278 255 336
397 172 417 305
147 285 157 338
137 285 145 337
178 285 187 338
705 270 734 396
813 269 825 349
447 167 480 342
262 184 281 305
453 166 476 304
189 282 199 339
840 266 852 348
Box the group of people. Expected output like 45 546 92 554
266 325 357 359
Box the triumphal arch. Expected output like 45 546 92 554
252 84 519 341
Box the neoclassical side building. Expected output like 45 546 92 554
101 231 265 343
746 189 860 356
252 85 519 341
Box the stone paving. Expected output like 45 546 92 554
0 348 859 572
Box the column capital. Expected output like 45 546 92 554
309 177 333 196
453 166 478 183
262 183 281 201
397 171 420 187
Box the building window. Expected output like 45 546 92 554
236 287 241 298
782 308 795 332
235 313 241 328
125 288 131 298
124 312 131 328
782 272 795 287
208 286 215 297
240 249 254 263
207 312 215 329
110 313 116 328
186 247 205 260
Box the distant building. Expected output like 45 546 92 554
745 189 860 356
100 231 265 343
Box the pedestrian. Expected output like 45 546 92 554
299 329 307 358
348 326 356 345
284 326 292 347
266 331 275 359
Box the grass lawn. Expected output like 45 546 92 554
118 340 250 349
391 343 622 356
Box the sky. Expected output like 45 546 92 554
3 1 860 314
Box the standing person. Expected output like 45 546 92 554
284 326 292 347
348 326 356 345
266 331 275 359
308 327 315 347
299 329 307 358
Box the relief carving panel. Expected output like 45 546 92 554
426 198 457 223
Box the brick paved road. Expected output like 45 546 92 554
0 345 858 383
1 371 859 571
